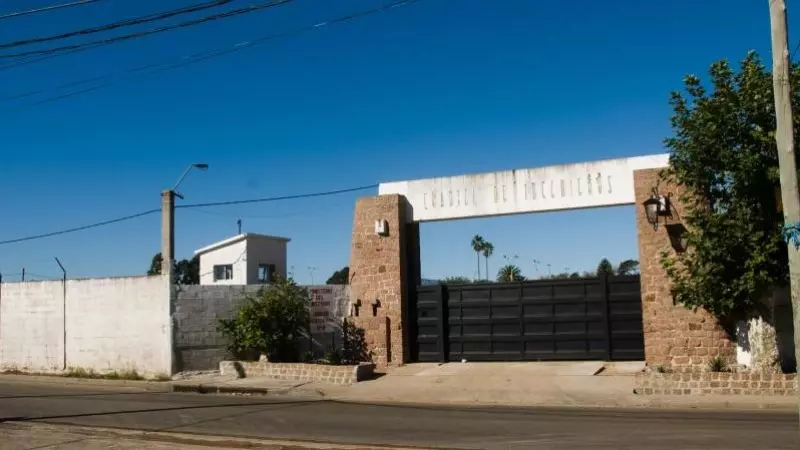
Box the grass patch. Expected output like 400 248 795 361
65 367 145 380
151 373 172 382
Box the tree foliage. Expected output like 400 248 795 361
481 241 494 281
471 235 485 280
616 259 640 276
147 252 199 285
442 276 473 285
326 266 349 285
496 264 523 282
217 277 310 362
661 52 794 319
596 258 614 277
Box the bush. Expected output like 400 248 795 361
217 277 310 362
341 319 371 364
708 355 730 373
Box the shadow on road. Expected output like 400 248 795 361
0 398 320 423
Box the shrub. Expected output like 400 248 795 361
218 277 310 362
708 355 730 373
341 319 371 364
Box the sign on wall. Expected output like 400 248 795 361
378 154 670 222
310 287 335 333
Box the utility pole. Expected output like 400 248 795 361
161 190 175 278
769 0 800 377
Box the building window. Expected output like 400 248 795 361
213 264 233 281
258 264 276 283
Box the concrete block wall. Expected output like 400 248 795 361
0 280 65 371
172 284 350 372
0 276 171 375
65 276 171 375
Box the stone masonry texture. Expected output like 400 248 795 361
219 361 375 385
634 372 797 396
634 169 735 371
348 195 414 368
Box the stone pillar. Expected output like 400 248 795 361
348 194 414 368
634 169 735 371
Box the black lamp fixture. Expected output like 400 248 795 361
642 187 671 230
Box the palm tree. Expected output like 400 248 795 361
497 264 522 283
481 241 494 281
471 235 485 281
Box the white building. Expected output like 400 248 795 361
194 233 290 285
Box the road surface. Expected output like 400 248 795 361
0 380 796 449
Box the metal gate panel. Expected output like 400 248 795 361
410 276 645 362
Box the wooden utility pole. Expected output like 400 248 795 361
769 0 800 377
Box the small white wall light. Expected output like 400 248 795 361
374 219 389 236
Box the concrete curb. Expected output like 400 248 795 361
0 374 171 391
170 382 324 398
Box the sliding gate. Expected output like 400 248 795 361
411 276 644 362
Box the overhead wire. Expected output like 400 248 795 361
0 0 104 21
0 0 293 59
0 209 160 245
175 184 379 209
0 0 235 50
6 0 422 105
0 184 378 246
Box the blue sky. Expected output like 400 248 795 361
0 0 790 283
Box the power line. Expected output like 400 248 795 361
7 0 423 106
185 200 353 219
0 183 377 246
0 0 104 21
0 209 159 245
0 0 234 50
0 0 293 59
176 184 378 209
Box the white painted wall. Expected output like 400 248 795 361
246 237 288 284
0 276 171 375
198 239 248 285
0 281 65 372
379 154 670 222
65 276 171 375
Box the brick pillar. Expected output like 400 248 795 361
348 194 415 368
634 169 735 371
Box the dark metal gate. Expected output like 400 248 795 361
411 276 644 362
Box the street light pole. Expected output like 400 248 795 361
161 163 209 276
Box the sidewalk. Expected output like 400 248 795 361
2 362 796 412
173 362 799 411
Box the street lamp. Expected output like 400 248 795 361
161 163 209 276
172 163 209 199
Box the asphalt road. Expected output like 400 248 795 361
0 381 796 449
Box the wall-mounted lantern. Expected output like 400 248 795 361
642 188 671 230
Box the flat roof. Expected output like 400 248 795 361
193 233 291 256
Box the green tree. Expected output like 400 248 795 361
471 235 485 280
616 259 640 276
326 266 349 285
596 258 614 277
147 252 199 285
496 265 522 283
661 52 792 319
442 276 472 285
481 241 494 281
217 277 310 362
